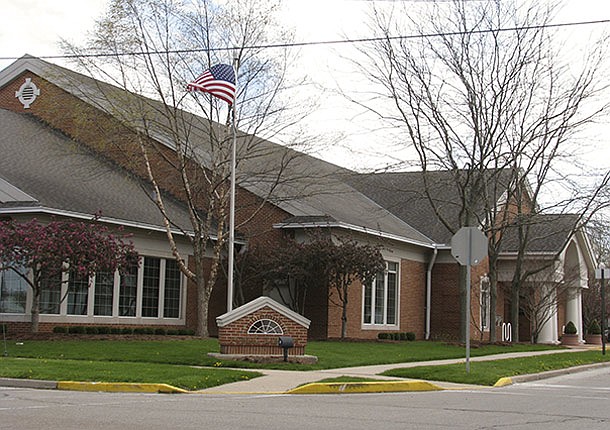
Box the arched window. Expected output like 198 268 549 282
248 319 283 334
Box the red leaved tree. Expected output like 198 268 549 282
242 233 384 340
0 218 138 332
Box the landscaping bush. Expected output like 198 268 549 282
564 321 578 334
52 326 68 334
68 326 86 334
121 327 134 335
377 333 390 340
110 327 122 334
85 326 99 335
588 319 601 335
154 328 166 336
406 332 416 341
167 329 179 336
96 326 111 335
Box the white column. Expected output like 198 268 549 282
538 284 558 344
566 288 583 342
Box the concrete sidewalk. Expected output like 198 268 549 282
197 347 601 394
2 347 606 395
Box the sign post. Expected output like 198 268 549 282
595 267 609 355
451 227 488 373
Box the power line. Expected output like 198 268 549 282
0 18 608 61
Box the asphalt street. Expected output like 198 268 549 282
1 366 609 430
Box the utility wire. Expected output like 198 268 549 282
0 18 608 61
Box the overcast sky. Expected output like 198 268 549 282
1 0 609 172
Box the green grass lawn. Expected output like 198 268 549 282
382 350 610 386
1 338 561 370
0 357 259 391
0 338 582 389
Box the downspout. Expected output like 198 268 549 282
425 245 438 340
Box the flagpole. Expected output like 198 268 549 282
227 52 238 313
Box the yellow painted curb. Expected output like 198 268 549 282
286 380 444 395
493 377 513 387
57 381 188 394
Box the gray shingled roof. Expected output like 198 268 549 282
0 56 434 247
347 169 515 244
499 214 580 254
0 108 195 233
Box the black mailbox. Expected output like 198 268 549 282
278 336 294 362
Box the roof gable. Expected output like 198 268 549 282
0 107 196 233
216 296 311 328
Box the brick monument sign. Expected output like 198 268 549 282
214 296 315 363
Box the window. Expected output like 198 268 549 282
67 271 89 315
480 275 491 331
142 257 161 317
363 261 398 326
39 271 61 314
94 271 114 316
0 266 28 313
3 256 182 321
163 259 181 318
248 319 283 334
119 263 138 317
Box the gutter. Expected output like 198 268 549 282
425 246 438 340
274 220 436 249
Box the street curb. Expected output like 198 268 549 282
493 361 610 387
57 381 188 394
0 378 58 390
286 380 444 394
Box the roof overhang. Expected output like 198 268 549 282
274 219 437 249
0 205 245 243
216 296 311 328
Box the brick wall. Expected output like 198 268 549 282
430 260 489 340
0 71 292 333
324 258 427 340
217 306 308 355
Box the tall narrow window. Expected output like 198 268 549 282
94 271 114 316
480 275 491 331
363 261 399 326
39 271 61 314
163 259 181 318
0 266 28 314
142 257 160 317
67 271 89 315
119 263 138 317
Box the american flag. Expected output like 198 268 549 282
187 64 236 105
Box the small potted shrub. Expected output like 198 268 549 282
585 319 602 345
561 320 580 346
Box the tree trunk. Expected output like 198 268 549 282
489 269 498 343
30 290 40 333
196 273 210 338
340 286 348 340
459 266 468 343
510 282 520 343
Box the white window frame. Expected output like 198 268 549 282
362 260 400 330
1 255 185 325
480 274 491 332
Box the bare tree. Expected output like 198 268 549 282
516 264 580 343
354 0 609 342
61 0 318 337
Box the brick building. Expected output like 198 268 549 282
0 56 596 343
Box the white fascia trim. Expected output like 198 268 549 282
498 251 556 260
216 296 311 328
274 220 437 249
0 206 233 242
